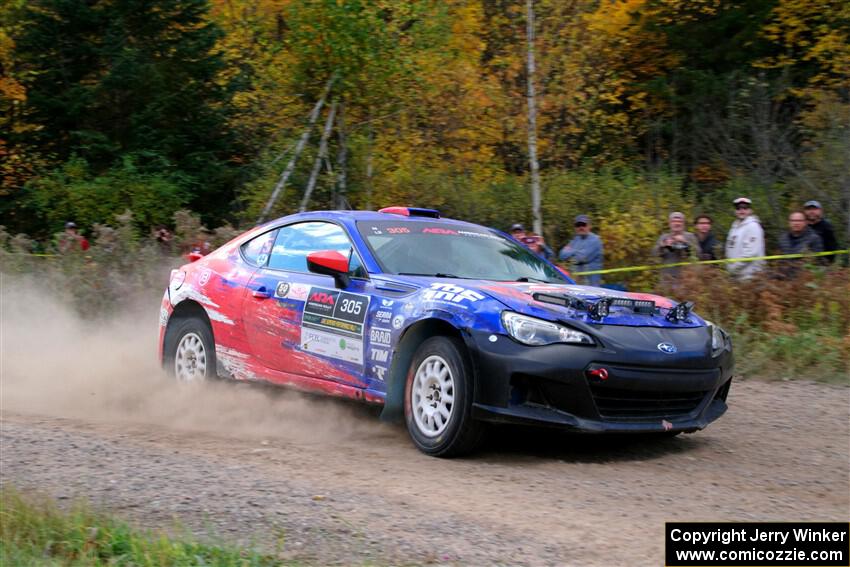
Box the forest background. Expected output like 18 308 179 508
1 0 848 378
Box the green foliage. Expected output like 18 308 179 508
10 0 240 225
17 156 189 237
0 487 285 566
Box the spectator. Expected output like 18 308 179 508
694 214 719 261
509 223 526 241
652 212 699 263
58 221 90 253
559 215 604 286
778 211 823 278
803 200 839 263
725 197 765 279
154 225 174 254
652 212 699 288
511 223 554 260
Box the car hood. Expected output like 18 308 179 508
473 281 704 328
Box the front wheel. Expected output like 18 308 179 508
404 336 483 457
165 317 217 383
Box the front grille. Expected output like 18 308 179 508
589 385 709 420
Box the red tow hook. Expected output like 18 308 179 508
586 368 609 381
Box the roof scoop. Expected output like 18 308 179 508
378 206 440 218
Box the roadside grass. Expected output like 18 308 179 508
0 487 286 566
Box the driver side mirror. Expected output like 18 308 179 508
307 250 351 289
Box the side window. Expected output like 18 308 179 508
268 222 366 277
240 230 277 267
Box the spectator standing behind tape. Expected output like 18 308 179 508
559 215 603 287
725 197 765 279
58 221 90 253
694 215 720 261
510 222 554 260
777 211 823 279
652 212 699 288
803 200 839 263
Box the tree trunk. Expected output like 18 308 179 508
335 101 348 209
299 101 337 213
526 0 542 235
257 74 335 224
366 117 374 210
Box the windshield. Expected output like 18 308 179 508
357 221 568 283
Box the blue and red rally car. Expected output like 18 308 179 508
158 207 733 456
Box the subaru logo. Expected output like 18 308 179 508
657 342 677 354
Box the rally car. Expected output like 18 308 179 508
158 207 733 456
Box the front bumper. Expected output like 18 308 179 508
466 326 733 434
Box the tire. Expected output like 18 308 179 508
404 336 484 457
164 317 217 383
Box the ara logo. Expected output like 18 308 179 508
657 342 677 354
373 366 387 381
309 292 336 305
423 283 485 304
370 348 389 363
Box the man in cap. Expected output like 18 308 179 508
652 212 699 264
509 223 526 241
803 200 838 263
652 212 699 289
725 197 765 279
559 214 604 286
510 222 554 260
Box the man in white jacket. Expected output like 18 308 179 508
725 197 765 279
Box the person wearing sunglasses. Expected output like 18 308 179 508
725 197 765 279
558 215 604 286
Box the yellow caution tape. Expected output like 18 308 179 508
571 249 849 276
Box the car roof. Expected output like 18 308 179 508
266 210 490 230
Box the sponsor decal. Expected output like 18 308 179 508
370 226 383 235
662 419 673 431
422 227 457 235
381 298 394 307
401 302 414 315
375 310 392 324
288 283 309 301
423 283 486 304
370 347 389 363
386 227 410 234
657 342 677 354
306 290 338 315
159 307 169 327
372 365 387 381
300 327 363 365
301 287 371 364
275 281 290 298
257 253 268 266
198 268 212 286
370 327 392 347
457 230 501 240
392 315 405 330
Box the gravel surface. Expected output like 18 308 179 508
2 379 848 566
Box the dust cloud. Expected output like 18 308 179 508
0 274 389 444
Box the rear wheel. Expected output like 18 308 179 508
404 336 483 457
165 318 216 383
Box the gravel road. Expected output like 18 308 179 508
2 379 848 566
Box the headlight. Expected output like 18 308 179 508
501 311 594 346
706 320 730 356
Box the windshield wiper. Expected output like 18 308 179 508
397 272 466 279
